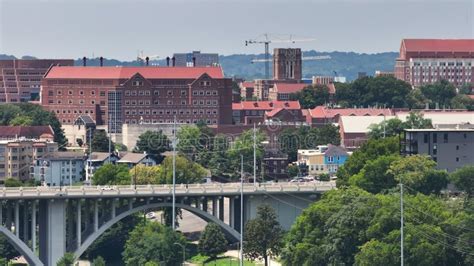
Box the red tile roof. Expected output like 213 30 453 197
307 106 394 119
402 39 474 53
265 108 284 117
45 66 225 79
232 101 300 110
240 81 254 88
273 83 309 93
0 126 54 139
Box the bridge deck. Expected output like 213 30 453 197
0 181 336 199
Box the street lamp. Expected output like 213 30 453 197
174 242 185 266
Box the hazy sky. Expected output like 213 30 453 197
0 0 473 60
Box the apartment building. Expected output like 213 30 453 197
297 144 349 176
394 39 474 87
232 100 300 125
0 59 74 103
31 152 86 186
401 127 474 172
41 66 233 133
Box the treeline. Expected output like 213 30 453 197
290 76 474 110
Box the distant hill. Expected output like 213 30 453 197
1 51 398 81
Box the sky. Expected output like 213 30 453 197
0 0 473 60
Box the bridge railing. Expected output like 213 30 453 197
0 181 336 198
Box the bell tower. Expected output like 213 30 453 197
273 48 302 81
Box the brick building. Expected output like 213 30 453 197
394 39 474 87
0 59 74 103
232 100 300 125
305 106 394 127
41 66 233 133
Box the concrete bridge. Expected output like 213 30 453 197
0 181 336 266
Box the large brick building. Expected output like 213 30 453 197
41 66 233 133
0 59 74 103
394 39 474 87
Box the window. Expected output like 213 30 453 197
133 80 143 86
456 145 459 150
167 100 173 105
68 90 73 95
423 133 428 143
57 90 62 95
456 157 459 162
79 90 84 95
100 91 106 97
139 91 144 96
443 133 448 143
167 90 173 96
48 90 54 96
181 90 187 96
91 90 95 95
154 90 159 96
433 133 437 143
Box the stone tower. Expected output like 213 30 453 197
273 48 302 80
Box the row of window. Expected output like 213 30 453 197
125 109 218 116
413 62 472 67
124 90 218 96
48 90 107 97
54 109 94 115
49 99 105 105
125 119 218 125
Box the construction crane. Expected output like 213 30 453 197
245 34 316 79
251 55 331 63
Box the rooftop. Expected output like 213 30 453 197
45 66 224 79
273 83 309 94
42 152 85 160
117 152 148 164
0 126 54 140
308 106 393 119
405 128 474 132
339 116 396 133
401 39 474 53
232 100 300 110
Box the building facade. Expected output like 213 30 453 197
297 144 349 176
401 127 474 172
0 59 74 103
273 48 302 80
31 152 86 186
394 39 474 87
173 51 219 67
41 66 233 133
232 100 300 125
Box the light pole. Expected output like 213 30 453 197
172 115 177 230
174 242 185 266
240 155 244 266
253 123 256 186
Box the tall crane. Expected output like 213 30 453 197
245 34 316 79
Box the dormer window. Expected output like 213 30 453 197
133 80 143 86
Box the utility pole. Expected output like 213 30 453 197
253 123 257 186
240 154 244 266
172 116 177 230
400 179 404 266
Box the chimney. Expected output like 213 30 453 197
192 57 196 67
99 57 104 67
166 57 170 67
145 57 149 66
172 56 176 67
83 57 87 67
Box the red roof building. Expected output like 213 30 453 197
268 83 309 101
0 126 54 140
42 66 232 133
232 100 300 125
394 39 474 87
305 106 394 127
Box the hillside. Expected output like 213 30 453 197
1 51 398 81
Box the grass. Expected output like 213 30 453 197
189 254 256 266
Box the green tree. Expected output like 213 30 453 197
57 252 75 266
227 129 266 179
402 111 433 129
91 256 106 266
9 115 33 126
420 80 457 108
134 130 171 162
4 178 23 187
129 164 161 185
450 165 474 198
336 136 399 187
122 222 187 266
208 134 231 177
349 155 400 193
157 156 206 184
92 163 131 185
407 88 429 109
318 173 330 181
450 94 474 111
290 85 330 109
287 164 299 178
0 234 19 261
198 223 228 260
388 155 448 195
243 205 283 266
368 118 404 139
91 130 113 152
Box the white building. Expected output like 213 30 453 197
31 152 86 186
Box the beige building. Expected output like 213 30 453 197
0 139 58 181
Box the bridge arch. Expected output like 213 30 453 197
0 226 43 266
74 202 240 259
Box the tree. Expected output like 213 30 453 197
4 178 23 187
349 155 400 193
91 256 106 266
368 112 432 139
450 165 474 198
57 252 75 266
157 156 206 185
402 111 432 129
227 129 266 179
198 223 228 260
91 130 113 152
450 94 474 111
336 137 399 187
243 205 283 266
129 164 161 185
290 85 330 109
92 163 131 185
134 130 171 162
0 234 19 261
208 134 231 177
122 222 187 266
419 80 457 108
287 164 299 178
319 173 330 181
388 155 448 195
